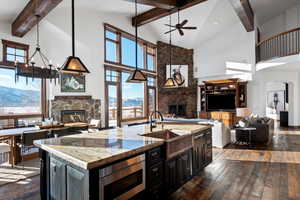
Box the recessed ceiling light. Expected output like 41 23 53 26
213 21 219 25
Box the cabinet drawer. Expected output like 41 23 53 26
147 147 162 165
147 161 163 189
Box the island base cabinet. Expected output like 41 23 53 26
192 129 213 176
42 153 90 200
50 157 66 200
66 165 89 200
165 150 192 195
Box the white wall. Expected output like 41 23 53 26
194 22 256 81
248 67 300 126
260 4 300 40
0 5 159 126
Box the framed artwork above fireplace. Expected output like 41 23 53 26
166 65 188 87
61 74 85 93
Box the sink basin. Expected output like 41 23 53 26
142 130 192 159
142 130 179 140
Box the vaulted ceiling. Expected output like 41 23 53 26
1 0 300 48
249 0 300 25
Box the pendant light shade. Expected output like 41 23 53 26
126 69 147 83
127 0 147 83
61 56 90 73
164 77 176 88
164 14 176 88
62 0 89 74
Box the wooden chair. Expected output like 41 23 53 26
20 130 48 169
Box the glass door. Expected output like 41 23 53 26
105 69 120 128
107 84 118 127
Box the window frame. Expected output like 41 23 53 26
0 40 47 127
104 65 157 127
2 40 29 67
104 23 157 73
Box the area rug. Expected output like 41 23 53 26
0 158 40 186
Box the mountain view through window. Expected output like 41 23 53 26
0 68 41 114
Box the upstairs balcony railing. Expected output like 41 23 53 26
256 27 300 62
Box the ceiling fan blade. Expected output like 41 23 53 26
181 26 197 30
178 29 184 36
164 29 176 34
180 20 188 27
164 24 176 28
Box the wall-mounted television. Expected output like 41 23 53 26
207 94 236 111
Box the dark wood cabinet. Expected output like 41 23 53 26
165 157 178 194
145 146 164 199
192 129 212 176
165 149 192 195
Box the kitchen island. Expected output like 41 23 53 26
34 123 212 200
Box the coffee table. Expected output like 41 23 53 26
235 127 257 147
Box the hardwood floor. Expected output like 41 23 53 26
169 126 300 200
1 126 300 200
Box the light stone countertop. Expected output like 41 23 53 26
34 123 211 169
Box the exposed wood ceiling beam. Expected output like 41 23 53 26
132 0 208 26
124 0 177 9
12 0 63 37
228 0 254 32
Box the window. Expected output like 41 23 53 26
106 69 119 82
122 72 145 119
0 68 42 114
2 40 29 65
121 37 144 69
104 24 156 72
104 24 157 126
146 46 156 71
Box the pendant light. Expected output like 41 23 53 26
164 14 176 88
61 0 90 74
126 0 147 83
14 1 59 84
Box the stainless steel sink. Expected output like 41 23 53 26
142 130 192 159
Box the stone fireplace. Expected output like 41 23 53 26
61 110 86 123
51 96 101 123
157 41 197 118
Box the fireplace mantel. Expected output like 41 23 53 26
54 96 92 101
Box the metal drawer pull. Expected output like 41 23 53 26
152 167 159 172
194 134 204 139
151 152 158 157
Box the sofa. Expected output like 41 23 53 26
164 118 231 148
236 118 274 144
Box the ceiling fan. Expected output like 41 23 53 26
164 10 197 36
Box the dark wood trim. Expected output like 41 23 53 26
124 0 177 9
257 27 300 46
104 23 157 47
228 0 254 32
104 64 157 76
132 0 207 26
0 113 43 120
2 39 29 65
53 95 92 100
12 0 63 37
